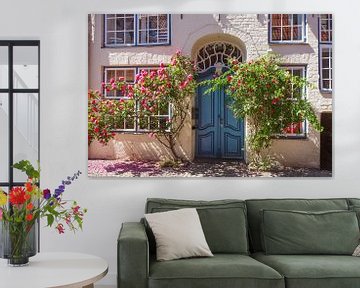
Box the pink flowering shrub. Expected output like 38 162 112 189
88 51 196 160
88 90 135 145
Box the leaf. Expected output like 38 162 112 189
13 160 40 180
47 214 54 227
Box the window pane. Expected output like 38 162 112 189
282 14 291 25
13 93 38 182
149 16 158 29
321 31 329 42
0 46 8 89
322 80 330 89
272 14 281 26
0 93 9 182
115 18 123 30
126 69 135 82
322 48 330 58
293 26 302 40
272 27 281 40
322 69 330 79
13 46 38 89
292 14 301 25
159 15 168 29
125 17 134 30
139 31 147 43
106 70 115 82
282 27 291 40
125 32 134 44
116 32 124 44
322 59 329 68
292 69 302 77
107 32 116 45
107 18 115 31
138 15 147 30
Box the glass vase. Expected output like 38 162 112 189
0 220 37 266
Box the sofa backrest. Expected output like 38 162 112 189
145 198 249 255
245 198 349 252
348 198 360 207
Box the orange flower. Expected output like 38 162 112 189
25 182 33 192
26 214 33 221
24 193 31 201
26 203 34 210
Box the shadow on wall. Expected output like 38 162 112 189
88 134 189 161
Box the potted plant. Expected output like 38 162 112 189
0 160 86 266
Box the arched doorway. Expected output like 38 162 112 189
195 41 245 159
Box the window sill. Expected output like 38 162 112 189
320 89 332 94
102 43 171 49
272 135 307 140
113 130 170 134
269 41 309 45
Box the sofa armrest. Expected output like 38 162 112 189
118 222 149 288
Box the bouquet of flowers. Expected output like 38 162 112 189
0 160 87 265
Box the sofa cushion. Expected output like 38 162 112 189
149 254 284 288
246 198 349 252
145 208 213 261
261 209 359 255
252 252 360 288
347 198 360 207
349 205 360 228
146 198 248 254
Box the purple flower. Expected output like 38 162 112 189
43 189 51 200
54 188 63 199
53 171 81 199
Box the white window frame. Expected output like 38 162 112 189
137 14 170 46
104 14 136 47
103 67 136 99
319 14 332 43
280 65 307 137
104 14 170 47
103 66 172 133
319 44 332 92
269 14 307 43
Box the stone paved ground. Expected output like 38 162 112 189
88 159 332 178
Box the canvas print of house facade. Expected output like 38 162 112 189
88 14 333 177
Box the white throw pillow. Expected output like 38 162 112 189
145 208 213 261
353 244 360 256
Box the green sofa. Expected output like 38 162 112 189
118 198 360 288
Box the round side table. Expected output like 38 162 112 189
0 252 108 288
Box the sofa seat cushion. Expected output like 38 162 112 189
149 254 284 288
252 252 360 288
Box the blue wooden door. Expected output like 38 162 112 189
196 70 244 159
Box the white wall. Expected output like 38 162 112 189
1 0 360 287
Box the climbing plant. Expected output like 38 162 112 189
202 53 323 169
